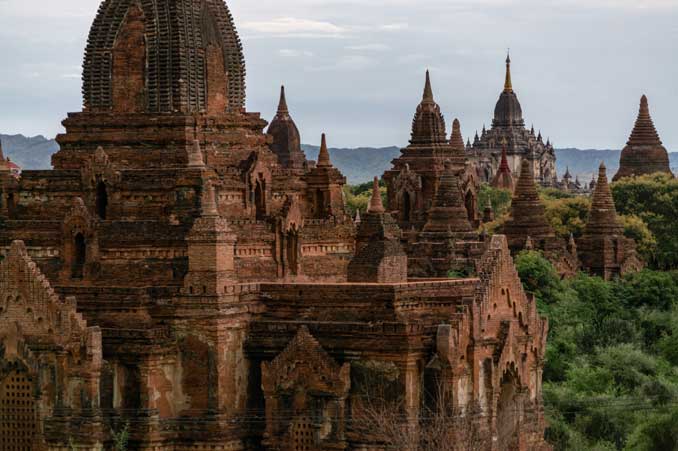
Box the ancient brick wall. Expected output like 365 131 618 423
0 241 105 449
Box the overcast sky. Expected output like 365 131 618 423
0 0 676 150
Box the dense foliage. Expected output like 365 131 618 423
343 179 387 216
612 173 678 269
516 251 678 450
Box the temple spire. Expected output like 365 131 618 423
628 95 662 146
317 133 332 167
491 144 515 191
277 85 289 114
586 162 623 236
613 95 672 180
450 118 465 151
367 177 385 214
423 69 434 102
504 51 513 92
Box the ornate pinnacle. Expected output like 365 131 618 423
504 51 513 92
423 70 434 102
450 119 465 151
317 133 332 167
277 85 289 114
367 177 385 214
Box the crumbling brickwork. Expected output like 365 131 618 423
0 1 553 450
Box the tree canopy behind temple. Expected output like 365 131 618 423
515 251 678 451
612 173 678 270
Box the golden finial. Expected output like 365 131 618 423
504 50 513 92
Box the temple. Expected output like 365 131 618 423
579 163 643 279
0 1 552 450
613 95 674 181
469 54 558 187
501 160 579 276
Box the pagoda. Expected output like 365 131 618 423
469 53 557 186
613 95 673 181
267 86 307 171
502 160 579 275
384 71 479 234
579 163 643 279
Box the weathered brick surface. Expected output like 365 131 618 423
0 2 552 450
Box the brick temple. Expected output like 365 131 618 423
468 54 558 187
613 95 674 181
0 1 574 450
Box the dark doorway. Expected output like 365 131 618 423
465 190 476 223
315 189 325 218
96 181 108 219
72 233 86 279
402 192 412 222
255 180 265 220
287 231 299 276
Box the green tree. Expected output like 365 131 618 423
612 173 678 269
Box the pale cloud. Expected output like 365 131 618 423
345 43 390 52
241 17 346 37
379 23 409 31
279 49 314 57
308 55 374 72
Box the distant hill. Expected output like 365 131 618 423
2 134 675 185
0 134 58 170
301 144 401 185
556 148 678 183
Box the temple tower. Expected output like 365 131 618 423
613 95 673 181
384 71 479 232
53 0 263 171
348 177 407 283
579 163 642 279
267 86 307 170
502 159 554 252
304 134 347 219
470 53 557 186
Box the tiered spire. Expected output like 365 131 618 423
504 52 513 92
491 144 515 191
317 133 332 167
614 95 673 181
585 163 624 236
423 70 434 101
410 70 447 145
277 85 289 115
422 162 472 234
367 177 385 214
628 95 662 146
267 85 307 170
502 160 554 248
493 53 524 127
450 119 465 151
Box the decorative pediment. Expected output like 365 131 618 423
63 197 97 238
281 195 303 233
245 150 273 186
394 164 422 195
81 147 121 187
262 326 350 397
